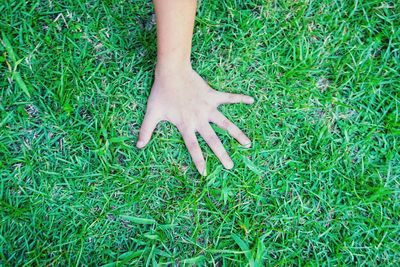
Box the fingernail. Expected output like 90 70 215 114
203 169 207 176
136 141 144 148
247 97 255 104
244 142 252 148
226 160 234 169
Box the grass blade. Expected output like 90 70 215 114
120 215 156 225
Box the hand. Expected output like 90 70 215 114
136 68 254 175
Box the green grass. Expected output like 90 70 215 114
1 0 399 265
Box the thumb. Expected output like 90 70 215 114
136 111 160 148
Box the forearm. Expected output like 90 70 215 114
153 0 196 74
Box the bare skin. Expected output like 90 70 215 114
136 0 254 175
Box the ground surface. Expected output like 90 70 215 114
1 0 399 265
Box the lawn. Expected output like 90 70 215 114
1 0 399 265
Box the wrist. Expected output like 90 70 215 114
155 60 193 77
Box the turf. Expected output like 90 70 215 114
1 0 399 265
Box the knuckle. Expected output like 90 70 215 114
227 94 235 101
207 134 219 145
221 150 230 158
221 155 233 167
238 133 248 141
231 127 242 136
193 157 204 166
177 122 192 133
175 121 183 129
188 140 198 150
222 119 231 129
192 154 205 167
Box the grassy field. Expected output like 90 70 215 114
1 0 399 265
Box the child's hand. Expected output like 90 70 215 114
136 68 254 175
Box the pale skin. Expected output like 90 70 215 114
136 0 254 175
